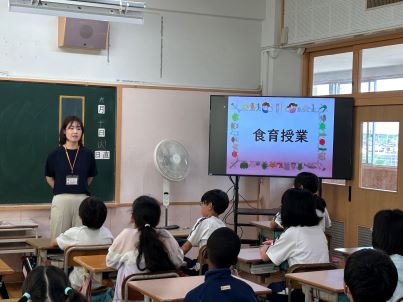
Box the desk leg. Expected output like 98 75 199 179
301 285 312 302
38 250 48 266
144 295 151 302
0 276 9 299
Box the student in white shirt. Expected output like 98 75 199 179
260 188 329 302
269 172 331 232
56 196 114 290
372 209 403 302
180 189 229 275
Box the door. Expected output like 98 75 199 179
324 104 403 247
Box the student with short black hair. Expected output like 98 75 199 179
18 265 87 302
55 196 114 290
261 188 329 265
184 227 257 302
372 209 403 302
344 248 398 302
106 195 184 302
270 172 331 231
181 189 230 255
260 188 329 302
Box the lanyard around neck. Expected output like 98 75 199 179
63 145 80 174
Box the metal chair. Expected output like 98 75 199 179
121 271 180 302
63 244 111 275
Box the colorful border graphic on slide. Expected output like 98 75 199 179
226 96 335 177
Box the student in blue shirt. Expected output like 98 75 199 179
184 227 257 302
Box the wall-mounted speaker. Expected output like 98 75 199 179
58 17 109 50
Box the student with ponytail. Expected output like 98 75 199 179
106 195 184 302
18 265 87 302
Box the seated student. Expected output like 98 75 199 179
55 196 114 290
269 172 331 232
184 227 257 302
260 188 329 302
372 209 403 302
18 265 87 302
344 248 398 302
106 195 184 302
180 189 229 275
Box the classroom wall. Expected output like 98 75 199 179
0 1 263 89
120 88 259 204
0 1 267 270
284 0 403 46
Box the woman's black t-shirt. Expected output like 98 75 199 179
45 146 97 195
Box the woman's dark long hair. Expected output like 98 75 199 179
132 195 176 272
18 266 87 302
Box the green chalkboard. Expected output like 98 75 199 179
0 80 116 204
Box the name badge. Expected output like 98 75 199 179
66 175 79 186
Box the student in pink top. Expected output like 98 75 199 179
106 196 183 302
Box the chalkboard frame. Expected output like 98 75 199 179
0 79 120 206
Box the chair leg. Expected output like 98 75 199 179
0 277 9 299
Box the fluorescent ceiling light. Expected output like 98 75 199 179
9 0 146 24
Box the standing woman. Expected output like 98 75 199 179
45 116 97 240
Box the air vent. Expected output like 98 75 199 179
327 220 345 258
367 0 403 9
358 226 372 247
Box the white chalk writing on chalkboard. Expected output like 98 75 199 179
95 151 110 160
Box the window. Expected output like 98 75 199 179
361 43 403 92
312 52 353 96
360 122 399 191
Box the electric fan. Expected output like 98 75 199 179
153 139 190 229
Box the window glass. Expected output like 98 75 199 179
312 52 353 96
360 122 399 191
361 44 403 92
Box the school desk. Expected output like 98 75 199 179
0 220 38 255
334 247 372 259
250 220 284 243
0 258 14 299
26 238 61 266
237 247 278 281
168 228 191 239
128 274 271 302
285 269 347 302
73 254 116 301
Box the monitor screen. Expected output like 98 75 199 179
209 95 354 179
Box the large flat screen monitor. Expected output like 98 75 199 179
209 95 354 179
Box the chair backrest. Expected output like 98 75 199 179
286 263 337 302
122 271 180 302
64 244 111 274
197 245 208 275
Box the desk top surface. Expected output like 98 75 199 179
334 247 372 257
26 238 58 250
250 220 283 231
286 269 344 293
0 220 38 229
73 255 115 273
237 247 263 264
0 259 14 275
128 275 270 302
168 228 190 238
